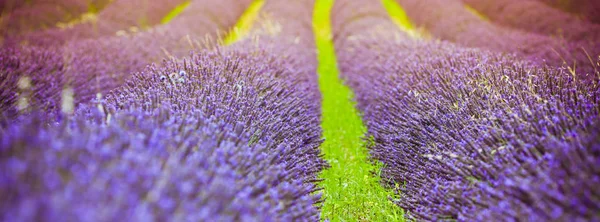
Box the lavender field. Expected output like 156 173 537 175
0 0 598 221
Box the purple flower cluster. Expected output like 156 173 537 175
2 0 325 220
473 121 600 221
0 45 66 116
332 0 600 220
393 0 599 78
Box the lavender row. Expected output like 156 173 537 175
0 0 106 12
229 0 322 110
393 0 599 79
460 0 600 66
2 0 189 47
0 0 25 12
461 0 600 42
0 0 108 20
1 49 324 220
330 0 394 49
0 0 252 118
250 0 315 44
235 0 325 182
0 0 93 37
332 0 600 220
474 117 600 221
536 0 600 24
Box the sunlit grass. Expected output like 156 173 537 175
381 0 427 39
314 0 404 221
160 0 192 24
223 0 265 45
55 1 105 29
463 4 489 22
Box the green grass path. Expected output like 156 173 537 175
224 0 265 45
313 0 404 221
160 0 192 24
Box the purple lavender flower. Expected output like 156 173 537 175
473 121 600 221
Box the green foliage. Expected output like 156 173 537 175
223 0 265 45
381 0 425 38
160 0 192 24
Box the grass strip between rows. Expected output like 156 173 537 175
313 0 404 221
463 4 490 22
160 0 192 24
381 0 426 39
55 1 109 29
223 0 265 45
